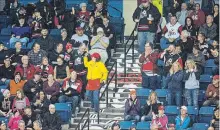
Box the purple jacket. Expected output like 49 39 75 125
125 98 140 116
12 26 31 38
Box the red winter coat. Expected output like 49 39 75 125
15 64 36 80
35 64 54 74
62 78 83 93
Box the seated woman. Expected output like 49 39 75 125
167 62 184 107
195 33 209 59
54 57 70 84
32 91 50 116
208 40 219 59
36 57 54 81
43 74 60 104
8 111 22 130
89 27 109 63
151 105 168 130
141 91 161 121
175 106 191 129
124 90 140 123
0 89 13 117
208 107 219 130
182 17 197 38
48 43 65 66
59 71 82 117
12 89 30 112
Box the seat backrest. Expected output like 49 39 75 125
55 103 71 111
200 75 212 82
136 121 151 130
165 106 179 114
155 89 168 98
205 59 216 67
187 106 199 115
50 29 61 35
136 88 151 97
1 28 11 35
119 121 133 130
192 123 209 130
199 107 215 115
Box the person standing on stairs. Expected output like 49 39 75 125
133 0 161 53
139 43 160 90
84 52 108 113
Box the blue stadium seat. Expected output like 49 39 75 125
198 90 206 107
55 103 72 124
119 121 133 130
200 75 212 90
136 88 151 106
204 59 217 74
165 106 179 124
0 117 9 125
192 123 209 130
155 89 168 105
109 17 125 43
136 121 151 130
187 106 199 123
0 15 10 28
157 59 164 67
198 107 215 124
1 28 12 35
49 29 61 40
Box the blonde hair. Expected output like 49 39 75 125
185 59 197 70
148 91 158 103
169 62 182 75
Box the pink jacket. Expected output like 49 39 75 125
8 115 22 130
151 114 168 130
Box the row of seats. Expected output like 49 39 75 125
119 121 210 130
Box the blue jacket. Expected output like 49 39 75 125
175 115 191 130
167 70 184 90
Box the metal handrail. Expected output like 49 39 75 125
124 24 138 78
76 108 90 130
98 60 117 124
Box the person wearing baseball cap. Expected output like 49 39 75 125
89 27 109 63
124 89 140 123
151 105 168 130
175 106 191 129
203 75 219 106
71 26 89 48
133 0 161 53
84 52 108 113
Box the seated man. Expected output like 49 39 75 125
175 106 191 129
28 42 47 66
48 43 64 66
160 15 182 50
22 107 37 129
199 15 217 44
124 90 140 122
59 71 82 117
9 42 27 65
0 55 15 89
89 27 109 63
42 104 61 130
9 16 31 49
203 75 219 106
71 27 89 48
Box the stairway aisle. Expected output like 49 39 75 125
69 40 142 130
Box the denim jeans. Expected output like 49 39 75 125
167 89 182 107
124 115 140 122
162 76 168 89
160 36 180 50
86 90 99 112
203 99 219 106
184 88 199 107
9 37 29 49
58 95 79 114
138 32 155 53
142 72 161 90
141 115 152 121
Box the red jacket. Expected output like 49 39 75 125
62 78 83 93
35 64 54 74
15 64 36 80
189 9 206 27
139 51 159 73
206 84 219 100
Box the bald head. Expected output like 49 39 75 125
21 55 29 65
49 104 55 114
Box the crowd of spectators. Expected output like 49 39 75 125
0 0 110 129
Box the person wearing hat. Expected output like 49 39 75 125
151 105 168 130
187 45 205 75
92 0 108 25
139 42 160 89
0 89 13 117
0 55 15 88
133 0 161 53
71 26 89 48
175 106 191 130
31 9 46 38
8 72 26 97
78 3 90 26
84 52 108 112
64 43 73 63
203 75 219 106
10 16 31 49
89 27 109 63
124 90 141 122
23 72 43 102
